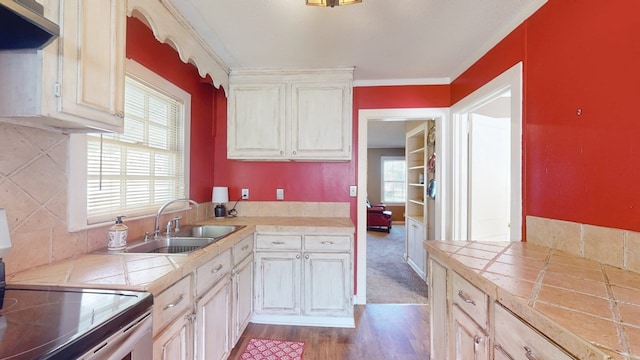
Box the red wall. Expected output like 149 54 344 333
126 17 216 204
453 0 640 232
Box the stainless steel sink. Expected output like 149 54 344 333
94 225 244 255
189 225 241 238
123 237 216 254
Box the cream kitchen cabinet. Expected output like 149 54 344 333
494 303 574 360
0 0 125 132
153 275 194 360
407 217 426 279
428 257 448 360
231 235 255 346
227 68 353 161
195 276 232 360
253 232 354 327
428 252 580 359
153 309 193 360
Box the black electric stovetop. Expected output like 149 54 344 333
0 285 152 360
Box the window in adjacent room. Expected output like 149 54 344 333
69 60 191 229
381 156 406 204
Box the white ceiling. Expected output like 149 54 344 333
170 0 546 85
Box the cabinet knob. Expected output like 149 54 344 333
115 112 124 118
305 254 310 259
292 150 297 155
473 335 482 344
280 150 284 155
296 254 301 259
523 346 538 360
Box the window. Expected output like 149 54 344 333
381 156 406 204
69 60 191 229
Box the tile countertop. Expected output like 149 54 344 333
7 216 354 296
425 240 640 360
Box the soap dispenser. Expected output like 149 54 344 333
107 216 128 251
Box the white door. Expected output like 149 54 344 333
469 113 511 241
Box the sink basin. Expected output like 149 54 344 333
94 225 245 255
121 237 216 254
189 225 241 238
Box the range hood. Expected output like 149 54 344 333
0 0 59 50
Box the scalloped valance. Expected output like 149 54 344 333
127 0 230 95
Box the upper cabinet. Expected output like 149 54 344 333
0 0 126 132
228 68 354 161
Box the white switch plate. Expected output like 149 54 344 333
241 188 249 199
276 188 284 200
349 185 357 197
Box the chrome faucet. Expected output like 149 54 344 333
154 199 199 238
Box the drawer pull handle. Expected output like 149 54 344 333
272 241 285 245
524 346 537 360
163 294 184 310
321 241 334 245
241 245 249 251
473 335 482 344
211 264 223 273
457 290 476 306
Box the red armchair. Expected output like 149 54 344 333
367 200 392 232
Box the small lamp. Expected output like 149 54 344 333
212 187 229 218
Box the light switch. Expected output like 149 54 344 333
349 185 357 197
276 188 284 200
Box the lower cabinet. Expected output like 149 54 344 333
428 257 448 360
195 277 232 360
494 303 574 360
153 310 193 360
407 218 426 279
152 239 252 360
253 232 354 327
232 252 254 345
452 305 489 360
428 253 579 359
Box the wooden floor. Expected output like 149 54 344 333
229 304 430 360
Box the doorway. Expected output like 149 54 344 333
355 108 448 304
451 62 523 241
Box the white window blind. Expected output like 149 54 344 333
381 156 406 204
86 77 185 224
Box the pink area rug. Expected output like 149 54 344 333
240 338 305 360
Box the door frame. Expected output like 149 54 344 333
355 107 449 305
450 62 523 241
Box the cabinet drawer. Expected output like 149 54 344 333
452 272 488 329
256 234 302 250
233 234 254 265
196 249 232 296
494 303 574 360
304 235 351 251
153 275 192 335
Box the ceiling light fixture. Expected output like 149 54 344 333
306 0 362 8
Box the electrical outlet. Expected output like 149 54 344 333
241 188 249 199
276 188 284 200
349 185 357 197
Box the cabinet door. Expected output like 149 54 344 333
59 0 125 131
290 82 351 160
452 305 489 360
232 254 254 347
429 257 448 360
195 278 232 360
303 252 351 317
255 251 301 315
227 83 287 159
407 218 426 279
153 310 192 360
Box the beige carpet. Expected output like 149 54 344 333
366 224 428 304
